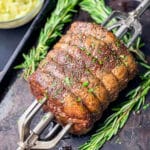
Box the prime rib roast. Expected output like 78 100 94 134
29 21 138 135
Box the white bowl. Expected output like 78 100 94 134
0 0 44 29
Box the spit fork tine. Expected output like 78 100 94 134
17 98 72 150
102 0 150 47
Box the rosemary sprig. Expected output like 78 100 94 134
79 63 150 150
16 0 79 79
80 0 146 63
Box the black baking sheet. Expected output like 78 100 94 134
0 0 150 150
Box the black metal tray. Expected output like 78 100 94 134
0 0 150 150
0 0 56 94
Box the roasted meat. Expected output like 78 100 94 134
29 21 138 135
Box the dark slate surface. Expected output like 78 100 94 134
0 0 150 150
0 24 30 71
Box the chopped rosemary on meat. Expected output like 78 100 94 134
124 61 129 67
76 97 82 102
88 88 94 93
64 77 72 86
119 54 126 59
98 60 103 65
104 56 108 61
82 81 89 87
98 49 102 54
115 40 121 48
91 43 96 49
80 47 86 51
92 57 98 63
86 51 91 56
16 0 79 79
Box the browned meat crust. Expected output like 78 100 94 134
29 21 138 135
68 21 138 79
29 69 93 134
57 33 129 91
57 34 128 95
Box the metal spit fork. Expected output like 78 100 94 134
17 0 150 149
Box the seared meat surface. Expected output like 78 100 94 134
29 21 138 135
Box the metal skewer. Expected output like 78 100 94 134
17 0 150 149
102 0 150 47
